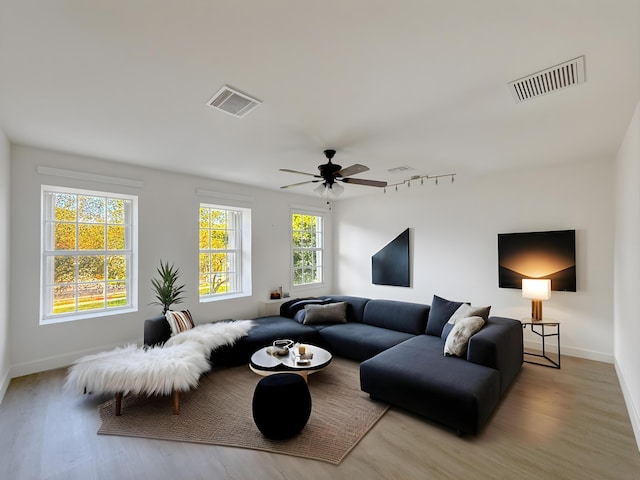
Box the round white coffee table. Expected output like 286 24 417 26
249 343 332 382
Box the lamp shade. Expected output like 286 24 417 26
522 278 551 300
313 183 326 196
330 182 344 196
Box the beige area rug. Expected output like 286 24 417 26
98 357 388 464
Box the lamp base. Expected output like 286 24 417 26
531 300 543 321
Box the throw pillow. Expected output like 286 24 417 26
425 295 464 336
444 316 485 357
165 309 195 336
441 304 491 340
287 297 333 317
294 309 307 324
303 302 348 325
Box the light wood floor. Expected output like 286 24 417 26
1 355 639 480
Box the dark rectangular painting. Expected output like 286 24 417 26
498 229 576 292
372 228 410 287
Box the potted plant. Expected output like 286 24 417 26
151 260 186 314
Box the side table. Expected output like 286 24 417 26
520 320 561 369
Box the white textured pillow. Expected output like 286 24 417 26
444 316 485 357
165 309 195 336
441 304 491 340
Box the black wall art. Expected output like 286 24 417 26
372 228 410 287
498 229 576 292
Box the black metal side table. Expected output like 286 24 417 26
520 320 560 369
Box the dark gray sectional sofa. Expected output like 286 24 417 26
144 295 523 435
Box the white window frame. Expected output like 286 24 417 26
199 203 252 302
40 185 138 324
291 210 324 288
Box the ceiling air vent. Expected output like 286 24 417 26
207 85 261 118
387 165 415 173
508 56 585 103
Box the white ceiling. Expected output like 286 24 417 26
1 1 639 198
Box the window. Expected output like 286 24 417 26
41 186 137 323
291 212 324 287
199 204 251 300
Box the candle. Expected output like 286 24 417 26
298 344 306 355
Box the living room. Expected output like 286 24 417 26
1 1 639 478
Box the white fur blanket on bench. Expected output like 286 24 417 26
65 320 254 397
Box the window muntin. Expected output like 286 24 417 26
292 212 323 287
41 186 137 322
199 205 243 298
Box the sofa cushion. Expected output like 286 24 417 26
363 299 429 335
208 316 321 366
324 296 370 323
319 322 415 361
144 315 173 346
302 302 348 325
283 297 333 317
441 304 491 340
426 295 464 336
444 316 485 357
165 309 195 336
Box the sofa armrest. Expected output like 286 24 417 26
144 315 172 347
467 317 523 396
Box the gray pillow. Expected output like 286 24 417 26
444 316 485 357
441 304 491 340
303 302 348 325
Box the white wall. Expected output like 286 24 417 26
8 145 332 378
0 129 10 403
614 101 640 449
332 158 615 362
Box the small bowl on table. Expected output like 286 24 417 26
272 339 294 356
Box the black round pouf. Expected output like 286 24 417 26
252 373 311 440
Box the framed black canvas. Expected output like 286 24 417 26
372 228 410 287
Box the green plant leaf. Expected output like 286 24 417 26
150 260 186 313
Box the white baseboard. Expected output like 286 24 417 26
8 339 142 380
615 359 640 453
524 339 614 364
0 368 10 406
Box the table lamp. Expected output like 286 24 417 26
522 278 551 321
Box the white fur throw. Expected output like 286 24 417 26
65 320 253 396
164 319 254 358
65 341 210 396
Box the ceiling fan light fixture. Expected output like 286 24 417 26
279 149 387 193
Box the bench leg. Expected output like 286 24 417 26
115 392 123 416
172 391 180 415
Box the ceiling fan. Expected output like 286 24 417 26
280 149 387 195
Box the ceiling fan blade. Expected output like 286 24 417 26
341 177 387 188
280 179 321 189
279 168 321 178
336 164 369 177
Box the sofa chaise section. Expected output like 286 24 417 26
360 335 501 435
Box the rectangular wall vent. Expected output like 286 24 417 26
508 56 585 103
207 85 261 118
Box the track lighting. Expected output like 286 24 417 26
384 173 456 193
